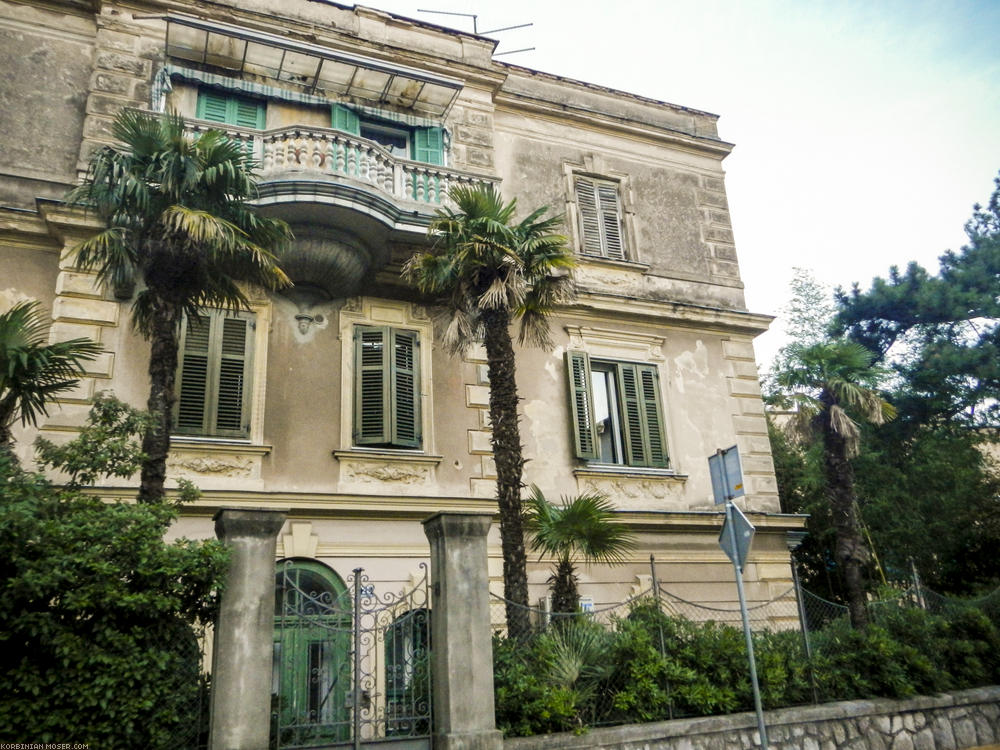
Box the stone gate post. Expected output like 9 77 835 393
209 508 286 750
423 512 503 750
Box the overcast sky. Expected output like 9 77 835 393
354 0 1000 367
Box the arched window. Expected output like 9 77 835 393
273 559 351 745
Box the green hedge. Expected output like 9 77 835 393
493 601 1000 737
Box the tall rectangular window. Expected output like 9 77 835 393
174 310 255 438
574 176 626 260
566 351 668 467
354 325 421 449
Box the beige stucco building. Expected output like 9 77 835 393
1 0 803 622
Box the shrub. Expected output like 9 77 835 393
0 398 228 748
493 597 1000 737
492 634 578 737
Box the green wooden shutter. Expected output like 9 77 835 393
575 177 626 259
355 326 390 445
566 351 599 460
412 127 444 165
215 316 253 436
233 97 266 129
637 364 668 467
197 91 229 123
597 181 625 260
617 363 648 466
354 326 422 448
331 104 361 135
575 178 604 256
175 311 254 438
176 314 212 434
197 90 264 127
390 329 421 448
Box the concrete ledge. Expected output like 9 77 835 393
505 686 1000 750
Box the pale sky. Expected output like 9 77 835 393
353 0 1000 367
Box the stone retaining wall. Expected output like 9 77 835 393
504 686 1000 750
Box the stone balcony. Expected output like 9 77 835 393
184 118 499 215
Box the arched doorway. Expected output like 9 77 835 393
273 559 352 746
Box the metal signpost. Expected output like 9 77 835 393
710 446 769 750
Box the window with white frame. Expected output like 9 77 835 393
567 351 668 468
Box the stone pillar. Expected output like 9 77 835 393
422 512 503 750
209 509 286 750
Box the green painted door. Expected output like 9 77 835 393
273 561 352 748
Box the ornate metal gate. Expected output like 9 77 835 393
272 561 431 750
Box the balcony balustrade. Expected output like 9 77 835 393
184 119 498 210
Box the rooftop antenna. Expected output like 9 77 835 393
416 9 536 56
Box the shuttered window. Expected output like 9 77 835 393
175 310 254 438
332 104 445 166
566 351 668 468
197 90 266 129
354 326 421 449
574 176 626 260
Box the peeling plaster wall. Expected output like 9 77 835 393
0 0 796 619
0 2 95 207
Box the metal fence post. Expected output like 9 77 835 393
352 568 363 750
790 554 819 704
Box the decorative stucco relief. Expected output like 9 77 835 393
340 460 433 485
577 473 686 510
170 454 255 477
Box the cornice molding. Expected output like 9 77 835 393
494 91 734 159
565 292 775 336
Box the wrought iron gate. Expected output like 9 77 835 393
272 561 431 750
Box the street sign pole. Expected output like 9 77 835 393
711 445 768 750
727 500 769 750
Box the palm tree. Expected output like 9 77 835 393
67 108 292 503
404 184 575 636
526 486 636 616
778 340 895 628
0 301 102 458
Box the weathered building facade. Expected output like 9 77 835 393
1 0 801 675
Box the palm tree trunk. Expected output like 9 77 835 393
481 307 531 638
138 300 181 504
820 406 870 629
551 556 579 617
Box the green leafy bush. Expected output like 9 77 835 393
0 398 228 748
492 634 578 737
493 597 1000 738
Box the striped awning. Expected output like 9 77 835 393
157 64 446 130
162 13 462 119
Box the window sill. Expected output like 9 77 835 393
574 465 686 481
577 255 650 273
332 449 442 465
171 437 272 456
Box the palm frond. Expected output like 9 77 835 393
407 184 574 349
526 485 636 566
68 108 292 343
0 302 102 432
